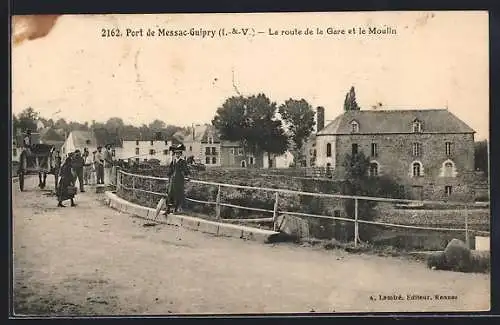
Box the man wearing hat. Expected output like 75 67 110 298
165 144 190 214
95 146 105 185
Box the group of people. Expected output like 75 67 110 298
54 144 116 208
55 143 191 213
22 127 189 212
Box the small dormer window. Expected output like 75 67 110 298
208 136 213 144
412 120 422 133
351 120 359 133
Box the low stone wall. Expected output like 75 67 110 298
104 191 281 243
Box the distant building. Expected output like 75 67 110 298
62 128 122 158
303 106 325 167
173 124 263 168
314 108 477 201
263 151 294 169
118 138 173 165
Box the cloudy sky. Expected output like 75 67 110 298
12 11 489 139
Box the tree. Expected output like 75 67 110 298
164 125 183 138
256 117 289 167
278 98 316 166
148 119 166 131
105 117 125 133
17 107 39 132
69 121 88 131
474 140 489 177
54 118 69 130
343 86 360 111
212 94 288 164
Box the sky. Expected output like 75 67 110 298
11 11 489 139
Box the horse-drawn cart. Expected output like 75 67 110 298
17 144 57 192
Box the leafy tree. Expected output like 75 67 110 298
69 121 88 131
256 118 289 167
105 117 125 133
148 119 166 131
343 86 360 111
212 94 288 165
163 125 183 138
474 140 489 177
17 107 39 132
54 118 69 130
138 124 152 140
278 98 316 166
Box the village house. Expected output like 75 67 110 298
173 124 263 168
314 108 478 201
118 132 174 165
303 106 326 168
62 128 122 159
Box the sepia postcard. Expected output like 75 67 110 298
11 11 490 316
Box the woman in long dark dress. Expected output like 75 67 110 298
57 154 77 207
165 144 190 214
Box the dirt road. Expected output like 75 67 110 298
12 177 490 316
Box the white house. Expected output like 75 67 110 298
61 129 122 159
36 120 45 131
61 130 96 157
117 139 173 165
263 151 295 169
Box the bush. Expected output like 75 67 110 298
341 153 407 242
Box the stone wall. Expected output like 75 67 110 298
332 132 476 201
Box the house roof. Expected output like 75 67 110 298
68 129 123 149
317 109 475 135
173 124 221 143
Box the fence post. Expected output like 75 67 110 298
215 185 221 220
354 198 359 247
273 191 279 232
132 175 136 191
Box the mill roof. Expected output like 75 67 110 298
317 109 475 135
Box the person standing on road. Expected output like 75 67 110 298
82 148 92 186
57 153 77 207
71 149 85 193
53 150 62 193
103 144 113 185
90 150 97 185
165 144 190 214
95 146 105 185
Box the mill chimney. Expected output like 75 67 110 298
316 106 325 132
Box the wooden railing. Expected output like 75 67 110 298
115 169 489 247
